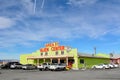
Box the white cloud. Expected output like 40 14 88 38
0 17 15 29
68 0 98 6
1 0 120 49
21 0 34 15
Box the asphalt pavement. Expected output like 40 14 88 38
0 68 120 80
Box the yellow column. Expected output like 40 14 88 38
27 58 28 64
43 59 46 63
37 59 39 65
50 58 53 63
58 58 60 64
66 57 68 65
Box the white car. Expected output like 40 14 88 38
49 63 66 71
37 63 51 71
92 64 109 69
112 63 119 68
107 64 114 68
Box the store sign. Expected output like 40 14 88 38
45 42 59 47
40 42 65 52
40 48 49 52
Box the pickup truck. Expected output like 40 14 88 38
49 63 66 71
37 63 51 71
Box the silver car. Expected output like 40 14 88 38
22 64 37 70
49 63 66 71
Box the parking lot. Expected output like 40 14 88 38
0 68 120 80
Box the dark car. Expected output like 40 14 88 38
0 64 2 69
22 64 37 70
10 63 23 69
1 62 20 69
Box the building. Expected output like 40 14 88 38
0 59 19 65
110 54 120 64
20 42 110 70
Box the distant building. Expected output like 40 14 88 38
0 59 19 65
110 54 120 64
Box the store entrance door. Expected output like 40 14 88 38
52 59 58 63
60 60 65 63
68 59 74 69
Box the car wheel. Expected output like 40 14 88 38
39 69 42 71
63 67 66 71
56 68 60 71
45 67 49 71
40 68 44 71
92 66 96 70
103 67 105 69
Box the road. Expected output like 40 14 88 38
0 68 120 80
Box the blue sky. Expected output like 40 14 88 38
0 0 120 59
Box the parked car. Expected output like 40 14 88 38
0 62 20 69
112 63 119 68
22 64 37 70
92 63 109 69
107 63 114 69
10 63 23 69
37 63 51 71
0 64 2 69
49 63 66 71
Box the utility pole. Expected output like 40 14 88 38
94 47 96 55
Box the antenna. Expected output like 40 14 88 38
94 47 96 55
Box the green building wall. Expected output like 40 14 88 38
78 57 110 69
20 54 34 65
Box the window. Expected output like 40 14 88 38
56 51 58 55
45 52 48 56
61 51 64 55
80 59 84 64
41 53 43 56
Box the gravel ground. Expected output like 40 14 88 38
0 68 120 80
